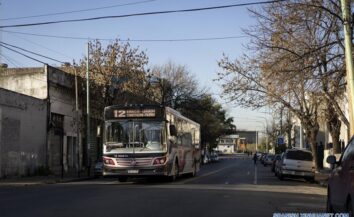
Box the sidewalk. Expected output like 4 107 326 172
0 175 95 186
315 169 331 187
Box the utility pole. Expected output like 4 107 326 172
300 124 304 149
341 0 354 137
255 131 258 152
74 66 80 177
86 42 91 176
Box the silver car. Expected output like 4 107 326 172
277 149 315 182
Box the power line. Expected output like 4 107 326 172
0 53 22 67
0 0 157 21
0 0 286 28
6 31 73 59
0 41 65 64
0 44 47 64
0 30 248 42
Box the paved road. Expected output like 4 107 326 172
0 154 326 217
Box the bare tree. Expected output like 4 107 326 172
150 61 202 108
216 0 347 170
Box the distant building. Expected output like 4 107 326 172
217 135 238 154
236 130 257 145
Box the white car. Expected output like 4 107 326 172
277 149 315 182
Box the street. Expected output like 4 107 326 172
0 154 326 217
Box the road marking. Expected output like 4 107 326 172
177 164 237 184
254 165 258 185
145 184 326 196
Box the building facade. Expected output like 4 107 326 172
0 88 47 177
0 65 101 177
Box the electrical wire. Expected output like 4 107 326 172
0 44 48 64
0 41 65 64
0 53 22 67
0 0 286 28
0 30 248 42
0 0 157 21
6 31 74 59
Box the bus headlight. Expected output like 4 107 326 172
103 157 115 165
153 157 167 165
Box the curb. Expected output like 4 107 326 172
0 176 97 186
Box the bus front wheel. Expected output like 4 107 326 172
118 176 128 182
169 160 179 182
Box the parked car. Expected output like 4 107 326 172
326 136 354 214
277 149 315 182
210 151 219 162
203 152 211 164
260 153 267 164
263 154 275 166
271 154 282 173
94 160 103 178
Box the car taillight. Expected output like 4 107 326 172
103 157 115 165
153 157 166 165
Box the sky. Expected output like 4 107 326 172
0 0 272 131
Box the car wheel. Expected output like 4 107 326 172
305 177 315 183
118 176 128 182
278 171 284 180
326 188 334 213
347 198 353 217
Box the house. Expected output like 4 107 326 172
0 65 100 177
0 88 47 177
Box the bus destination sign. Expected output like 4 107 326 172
113 109 156 118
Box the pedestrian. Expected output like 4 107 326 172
253 153 257 165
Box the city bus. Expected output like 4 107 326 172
102 104 201 182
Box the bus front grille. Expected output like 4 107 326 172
115 158 152 167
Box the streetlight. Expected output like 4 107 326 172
254 116 269 153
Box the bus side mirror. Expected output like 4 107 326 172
170 125 177 137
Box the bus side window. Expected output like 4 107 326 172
177 134 182 146
182 133 192 147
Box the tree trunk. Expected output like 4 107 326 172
304 122 320 172
325 100 342 154
310 127 319 171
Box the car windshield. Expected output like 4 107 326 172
104 120 166 153
286 150 313 161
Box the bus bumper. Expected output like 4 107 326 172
103 165 168 177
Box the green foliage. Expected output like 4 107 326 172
179 94 236 148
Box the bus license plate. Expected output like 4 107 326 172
128 170 139 174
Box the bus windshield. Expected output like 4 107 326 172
104 120 166 153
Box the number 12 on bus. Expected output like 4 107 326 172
102 104 201 182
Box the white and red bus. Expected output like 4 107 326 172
102 104 201 182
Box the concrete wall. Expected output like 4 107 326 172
0 88 47 177
0 67 47 99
